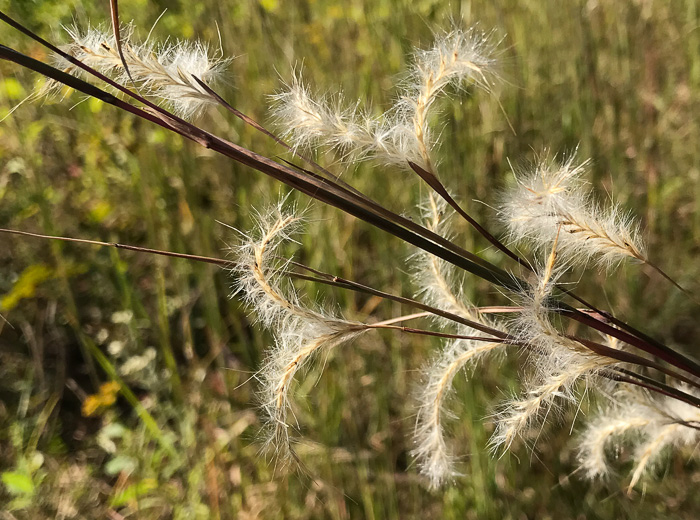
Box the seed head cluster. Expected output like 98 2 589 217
501 153 646 269
229 204 368 460
27 17 699 494
579 385 700 492
241 28 697 491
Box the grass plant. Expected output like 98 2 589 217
2 1 700 518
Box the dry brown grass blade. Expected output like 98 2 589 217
191 76 300 159
109 0 136 90
567 334 700 392
408 160 530 269
612 368 700 409
287 267 508 338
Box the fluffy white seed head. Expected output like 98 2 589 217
501 153 646 269
578 385 700 488
49 24 228 119
229 204 367 460
495 261 607 451
490 357 604 451
412 331 504 488
489 242 614 451
410 192 512 486
257 327 366 460
578 413 651 480
272 26 499 170
557 203 645 269
511 240 582 362
270 75 376 154
501 152 588 235
229 205 308 329
411 194 481 321
409 27 500 97
270 74 421 164
399 27 499 169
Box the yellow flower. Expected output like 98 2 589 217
81 395 101 417
81 381 121 417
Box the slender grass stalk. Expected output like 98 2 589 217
108 0 136 89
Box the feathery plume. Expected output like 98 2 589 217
627 424 682 490
411 192 510 487
229 204 368 460
578 413 651 480
270 73 417 164
412 333 503 488
400 27 499 170
269 74 376 155
501 153 646 270
578 385 700 490
412 193 479 320
491 358 603 451
47 24 228 119
272 27 499 169
491 237 614 450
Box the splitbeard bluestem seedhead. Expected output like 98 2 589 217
45 23 229 119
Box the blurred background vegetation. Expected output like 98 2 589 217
1 0 700 518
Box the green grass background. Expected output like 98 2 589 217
1 0 700 518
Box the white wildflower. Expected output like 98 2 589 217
107 340 125 356
111 309 134 324
119 347 156 376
